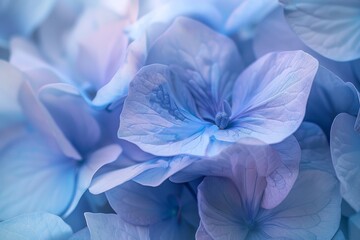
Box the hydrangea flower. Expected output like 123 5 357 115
118 17 318 157
0 62 121 220
197 143 341 239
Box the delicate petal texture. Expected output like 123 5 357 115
90 155 195 194
215 51 318 144
118 64 210 156
0 60 24 130
331 113 360 211
198 170 341 239
0 0 56 47
85 213 150 240
0 212 72 240
294 122 335 174
281 0 360 61
218 141 300 209
259 170 341 239
0 130 76 220
146 17 243 113
63 144 122 217
306 66 359 136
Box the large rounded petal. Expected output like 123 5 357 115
118 64 211 156
0 212 72 240
216 51 318 144
281 0 360 61
331 113 360 211
0 129 76 220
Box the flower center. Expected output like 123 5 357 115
215 111 230 129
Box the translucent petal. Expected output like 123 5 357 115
216 51 318 144
281 0 360 61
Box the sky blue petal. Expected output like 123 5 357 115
0 60 25 130
0 130 76 220
146 17 243 119
281 0 360 61
258 170 341 239
215 50 318 144
0 212 72 240
118 64 211 156
306 66 359 136
294 122 335 174
69 228 91 240
85 213 150 240
63 144 122 217
0 0 56 47
331 113 360 211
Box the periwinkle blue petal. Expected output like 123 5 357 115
294 122 336 174
0 128 77 220
215 50 318 144
305 66 359 136
281 0 360 61
118 63 211 156
106 180 199 239
0 212 72 240
331 113 360 211
198 169 341 239
85 213 150 240
90 155 196 194
69 228 91 240
0 0 56 47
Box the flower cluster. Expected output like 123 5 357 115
0 0 359 239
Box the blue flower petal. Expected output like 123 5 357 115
0 130 76 220
118 64 211 156
0 212 72 240
85 213 150 240
281 0 360 61
331 113 360 211
215 50 318 144
0 0 56 47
